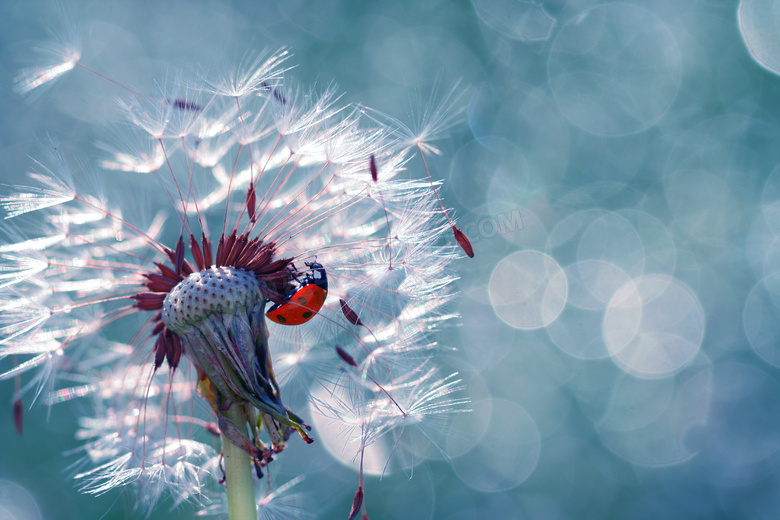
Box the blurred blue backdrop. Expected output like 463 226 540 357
3 0 780 518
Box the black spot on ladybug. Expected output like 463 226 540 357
296 296 308 304
302 311 313 319
275 314 287 323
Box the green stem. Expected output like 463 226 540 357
222 405 257 520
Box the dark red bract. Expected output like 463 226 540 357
132 227 294 371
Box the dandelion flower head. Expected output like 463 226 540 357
2 20 471 520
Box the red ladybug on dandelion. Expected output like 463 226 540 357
266 261 328 326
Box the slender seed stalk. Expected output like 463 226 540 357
222 404 257 520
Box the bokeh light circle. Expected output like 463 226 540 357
689 363 780 486
444 398 493 459
489 251 567 329
457 296 518 368
489 85 571 185
452 399 540 492
577 213 645 278
664 167 738 247
744 271 780 367
566 260 633 311
309 384 391 476
615 209 677 278
0 481 40 520
492 344 573 437
449 139 495 211
603 275 705 378
493 206 549 250
485 144 530 216
746 200 780 278
368 469 436 520
739 0 780 76
598 360 712 467
426 354 493 460
473 0 556 41
548 4 682 135
546 260 633 360
547 303 612 360
548 209 609 266
597 375 676 431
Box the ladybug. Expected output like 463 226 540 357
266 262 328 325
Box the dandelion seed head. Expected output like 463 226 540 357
4 33 468 517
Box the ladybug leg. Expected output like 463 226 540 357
287 263 304 284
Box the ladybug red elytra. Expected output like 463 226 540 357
266 262 328 325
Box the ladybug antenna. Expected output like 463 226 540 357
370 154 394 269
335 345 406 417
415 143 474 258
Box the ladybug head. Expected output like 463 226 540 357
304 261 328 291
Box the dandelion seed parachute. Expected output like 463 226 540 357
2 35 468 519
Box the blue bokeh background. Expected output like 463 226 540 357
3 0 780 518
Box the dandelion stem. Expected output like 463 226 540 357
222 405 257 520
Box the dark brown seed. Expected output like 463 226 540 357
335 345 358 367
452 226 474 258
13 398 22 435
261 81 288 105
348 487 364 520
340 299 363 326
171 98 201 111
369 154 378 182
